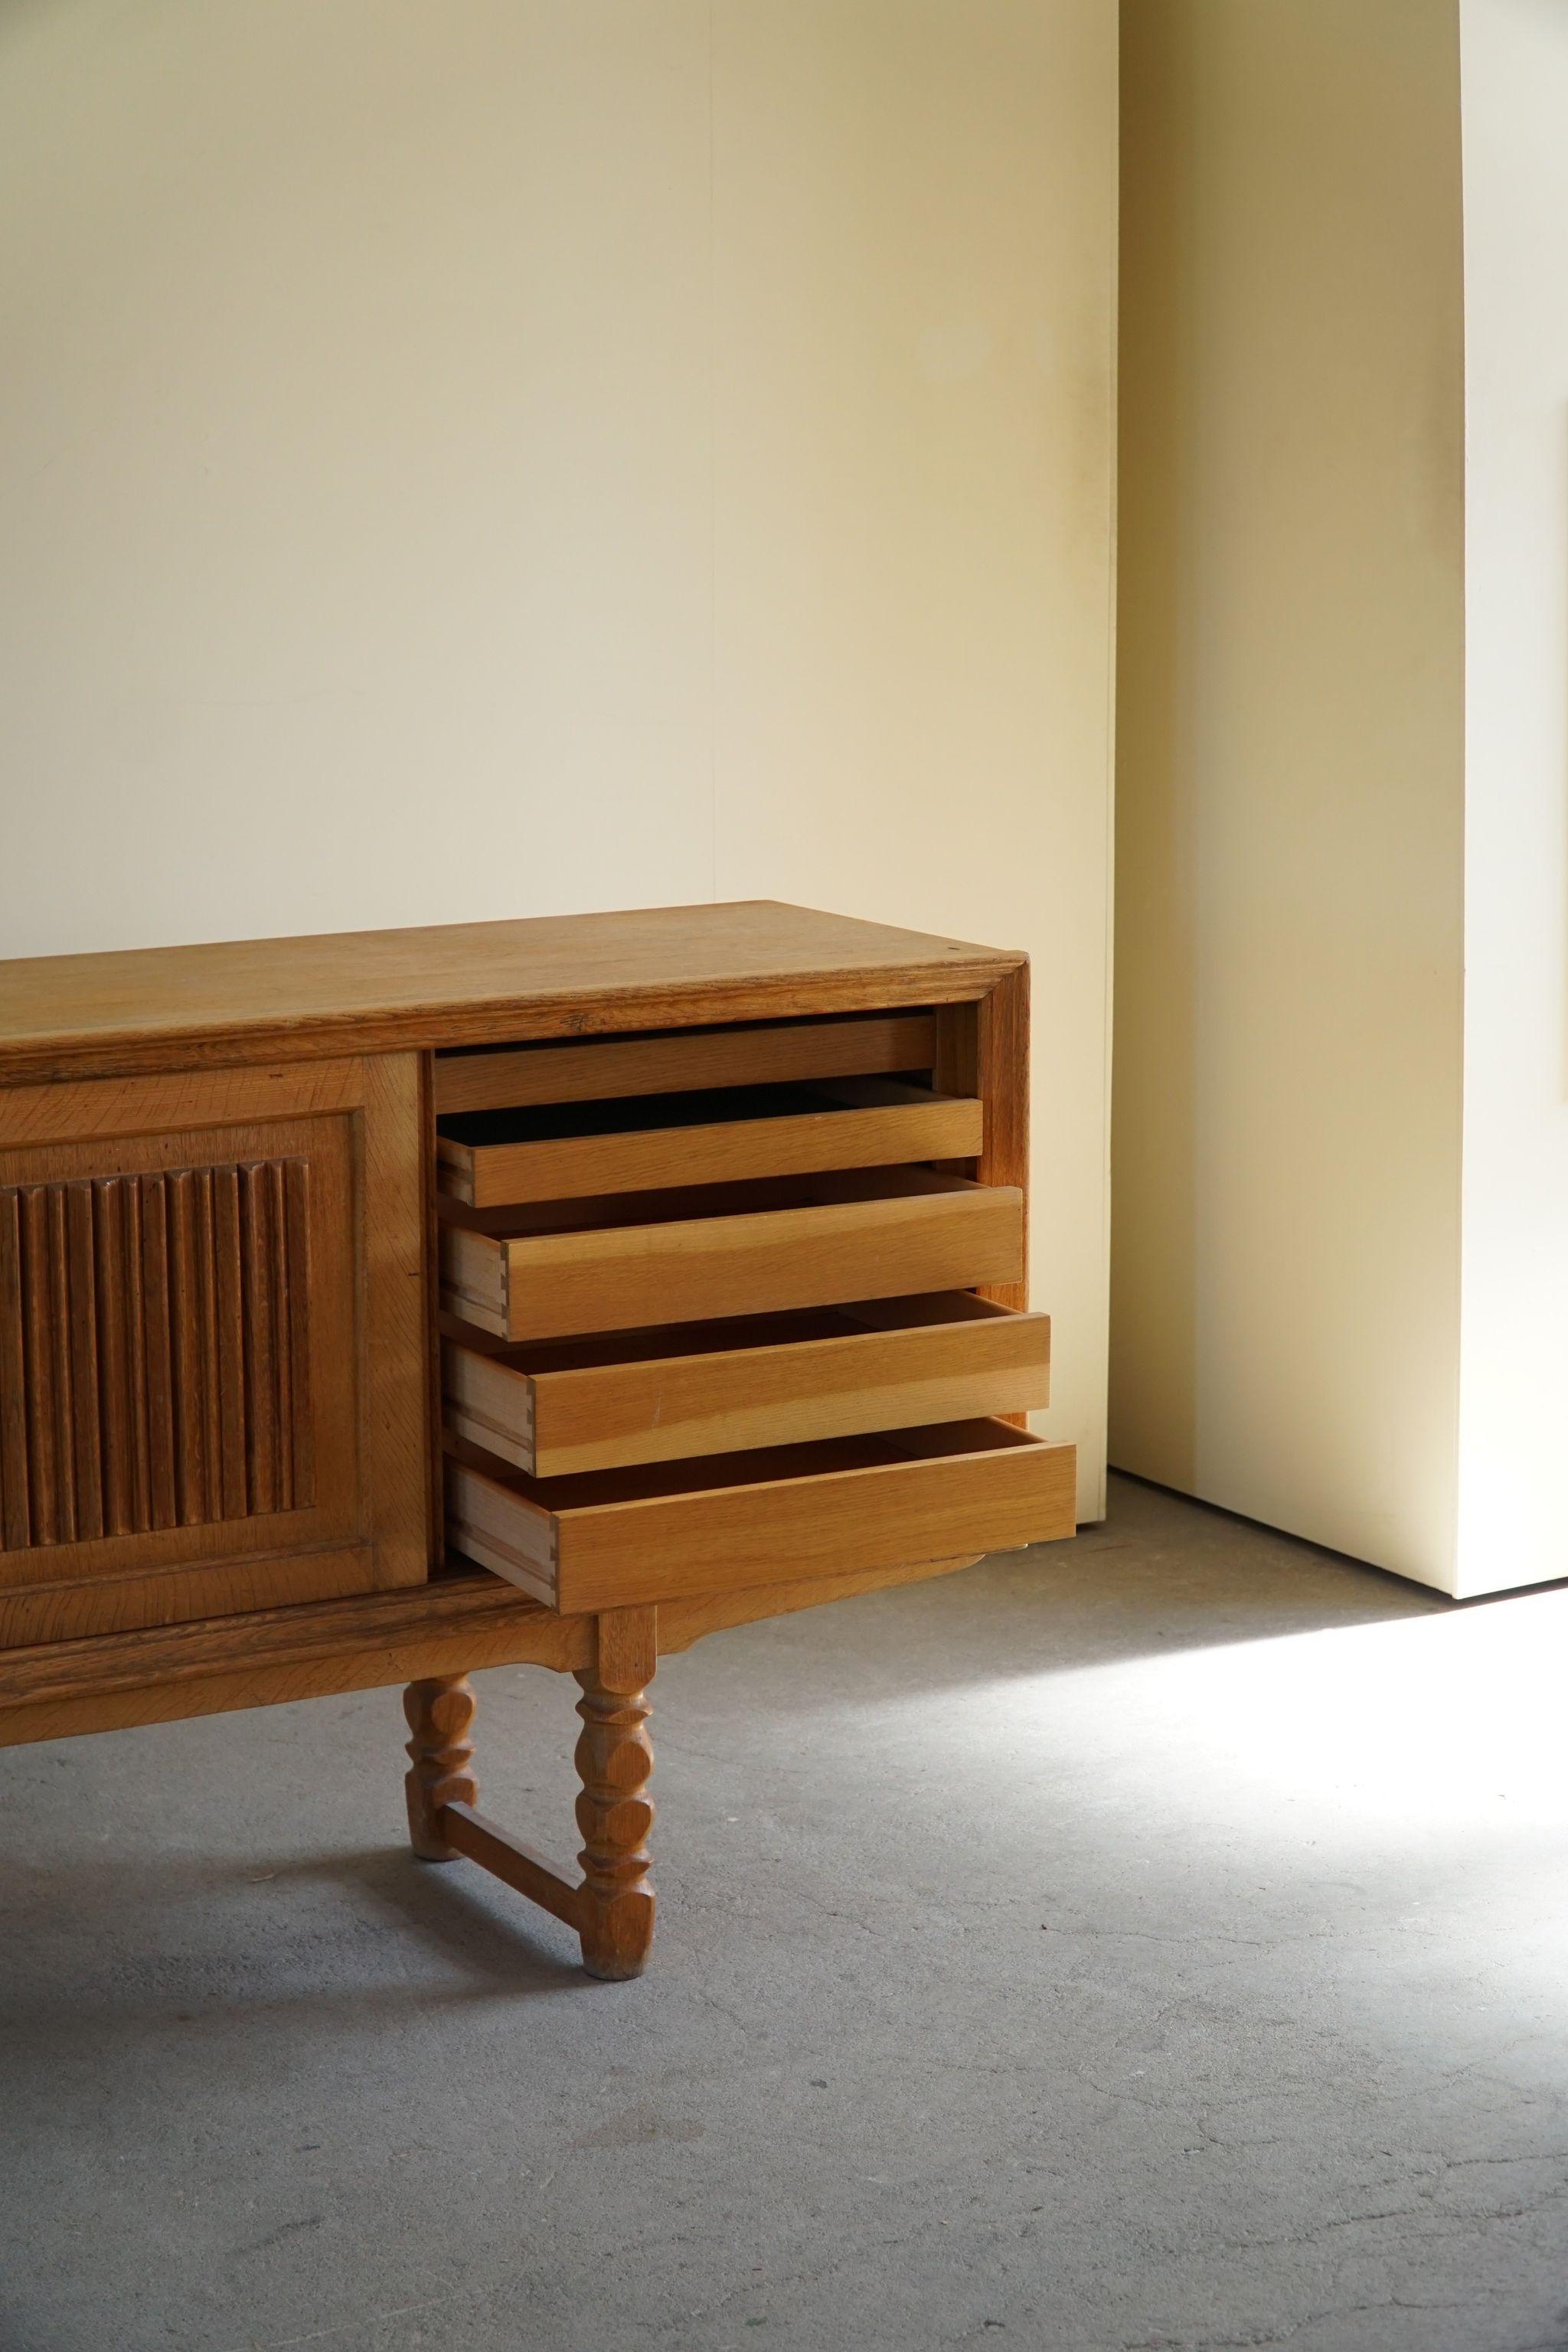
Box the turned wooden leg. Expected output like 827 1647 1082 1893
403 1674 479 1861
573 1609 656 1980
397 1617 657 1979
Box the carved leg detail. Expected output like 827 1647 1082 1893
573 1609 656 1980
403 1674 479 1860
400 1614 656 1979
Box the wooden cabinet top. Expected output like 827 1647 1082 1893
0 900 1022 1085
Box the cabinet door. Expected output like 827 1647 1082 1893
0 1057 426 1643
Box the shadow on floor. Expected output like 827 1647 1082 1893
714 1471 1452 1710
5 1471 1568 2352
0 1838 586 2050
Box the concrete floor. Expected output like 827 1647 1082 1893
5 1476 1568 2352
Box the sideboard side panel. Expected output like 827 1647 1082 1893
935 965 1030 1315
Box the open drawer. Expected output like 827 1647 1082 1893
443 1292 1051 1476
436 1076 982 1207
431 1010 943 1116
439 1168 1023 1342
445 1419 1076 1612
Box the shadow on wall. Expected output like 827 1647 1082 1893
1108 0 1200 1492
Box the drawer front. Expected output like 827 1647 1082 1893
446 1420 1076 1613
439 1175 1023 1342
443 1295 1052 1476
436 1078 982 1208
432 1011 942 1116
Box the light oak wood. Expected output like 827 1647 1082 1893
975 964 1031 1318
441 1805 586 1929
440 1168 1023 1342
359 1053 432 1596
0 1570 587 1743
0 1063 367 1148
442 1293 1052 1476
435 1076 982 1208
0 1060 426 1641
407 1675 595 1933
0 904 1064 1986
0 903 1019 1085
438 1163 951 1238
404 1610 658 1975
935 965 1031 1428
0 1554 982 1746
446 1418 1076 1614
0 1115 349 1468
0 1543 384 1651
432 1010 942 1116
573 1607 656 1978
418 1051 446 1575
403 1674 479 1860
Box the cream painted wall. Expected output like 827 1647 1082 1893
1455 0 1568 1596
1113 1 1468 1585
707 4 1117 1512
0 2 717 941
0 2 1116 1513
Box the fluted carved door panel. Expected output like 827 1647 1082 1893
0 1158 315 1551
0 1059 427 1643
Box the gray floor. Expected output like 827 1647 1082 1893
5 1476 1568 2352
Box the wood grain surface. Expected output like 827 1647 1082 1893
446 1419 1076 1613
0 1057 427 1642
432 1009 942 1116
0 1553 985 1745
441 1294 1051 1476
436 1077 982 1208
441 1171 1023 1341
0 903 1021 1084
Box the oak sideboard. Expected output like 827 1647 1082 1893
0 901 1074 1977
